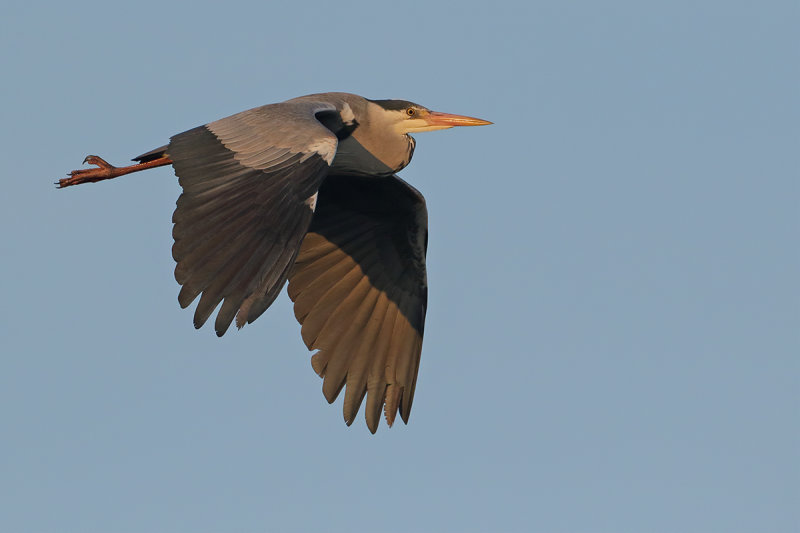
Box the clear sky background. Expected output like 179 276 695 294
1 1 797 532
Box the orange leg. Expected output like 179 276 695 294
57 155 173 189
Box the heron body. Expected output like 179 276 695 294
59 92 491 433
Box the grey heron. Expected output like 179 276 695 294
57 92 491 433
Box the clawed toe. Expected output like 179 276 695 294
56 153 173 189
82 155 114 169
57 156 117 188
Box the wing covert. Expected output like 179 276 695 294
167 100 341 336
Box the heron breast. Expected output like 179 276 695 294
330 135 408 177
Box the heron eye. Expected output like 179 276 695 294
406 108 416 117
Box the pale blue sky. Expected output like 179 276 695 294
1 1 797 532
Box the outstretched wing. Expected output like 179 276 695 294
167 100 341 336
287 174 428 433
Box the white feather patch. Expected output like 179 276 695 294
340 103 356 125
302 138 337 164
305 192 318 211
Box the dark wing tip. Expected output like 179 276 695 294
132 145 168 163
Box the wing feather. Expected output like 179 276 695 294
287 174 428 433
167 98 340 336
341 287 383 425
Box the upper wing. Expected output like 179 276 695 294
286 174 428 433
167 100 340 336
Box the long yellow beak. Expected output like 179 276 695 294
425 111 493 128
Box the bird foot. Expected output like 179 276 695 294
57 155 118 188
56 154 173 189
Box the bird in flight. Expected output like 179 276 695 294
57 92 491 433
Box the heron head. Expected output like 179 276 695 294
369 99 492 135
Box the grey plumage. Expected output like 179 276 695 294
61 92 490 433
168 125 330 335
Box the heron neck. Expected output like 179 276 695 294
331 126 414 177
